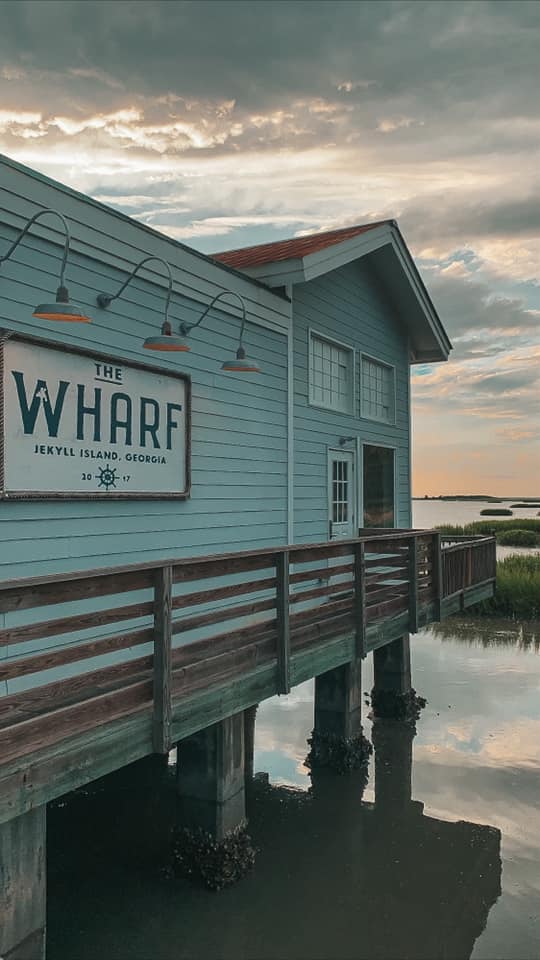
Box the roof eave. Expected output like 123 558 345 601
390 224 452 361
229 223 452 363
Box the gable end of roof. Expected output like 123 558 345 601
213 221 452 362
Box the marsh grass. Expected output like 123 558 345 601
497 529 538 546
479 508 513 516
474 554 540 620
435 522 540 618
436 519 540 543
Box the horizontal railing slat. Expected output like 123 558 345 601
0 570 153 614
0 679 153 766
172 637 276 697
289 596 354 629
366 594 409 621
172 576 276 611
172 631 277 675
289 562 353 584
290 611 357 651
172 596 276 635
171 620 277 667
0 600 154 649
172 554 277 584
289 581 353 604
0 656 153 730
366 583 409 606
0 627 153 683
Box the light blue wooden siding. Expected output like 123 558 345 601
0 160 290 581
0 160 290 694
292 257 411 543
0 301 288 576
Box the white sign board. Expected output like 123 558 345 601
1 337 190 499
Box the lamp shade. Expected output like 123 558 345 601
221 346 261 373
33 301 91 323
33 285 91 323
143 321 190 352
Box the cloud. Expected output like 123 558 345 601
423 269 540 343
0 0 538 494
0 1 537 116
496 426 540 442
376 116 423 133
412 347 539 405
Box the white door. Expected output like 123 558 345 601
328 449 355 540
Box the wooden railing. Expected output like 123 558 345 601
441 535 497 598
0 531 495 774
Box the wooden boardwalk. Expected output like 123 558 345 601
0 530 496 823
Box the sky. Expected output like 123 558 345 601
0 0 538 496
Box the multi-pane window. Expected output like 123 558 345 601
332 459 349 523
309 332 353 413
361 356 395 423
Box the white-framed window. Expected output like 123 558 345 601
309 331 354 414
360 355 395 424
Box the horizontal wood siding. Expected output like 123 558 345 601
0 160 289 692
292 257 411 543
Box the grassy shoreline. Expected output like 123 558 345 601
435 522 540 620
436 518 540 547
472 554 539 620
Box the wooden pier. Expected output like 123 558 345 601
0 529 496 822
0 528 496 959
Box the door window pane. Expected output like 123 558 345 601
332 459 349 523
363 445 394 527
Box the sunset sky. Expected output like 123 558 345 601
0 0 538 496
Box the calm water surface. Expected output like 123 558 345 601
47 499 540 960
412 498 540 528
413 499 540 560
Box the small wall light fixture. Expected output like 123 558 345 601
0 209 91 322
99 262 260 373
97 256 189 352
339 436 355 446
180 290 261 373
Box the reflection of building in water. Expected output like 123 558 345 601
247 720 501 960
46 719 501 960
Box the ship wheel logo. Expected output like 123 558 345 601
97 466 118 491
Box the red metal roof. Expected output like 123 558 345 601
212 221 392 269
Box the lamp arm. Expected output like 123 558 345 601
98 256 173 323
181 290 247 343
0 209 71 288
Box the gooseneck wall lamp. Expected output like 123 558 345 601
98 258 260 373
0 209 91 322
180 290 261 373
0 211 260 373
97 256 189 352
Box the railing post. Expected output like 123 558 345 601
433 532 443 621
408 535 419 634
276 550 291 695
354 541 366 658
152 564 173 754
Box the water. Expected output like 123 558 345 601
413 498 540 560
46 499 540 960
412 498 540 529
